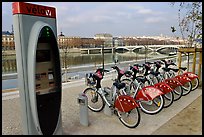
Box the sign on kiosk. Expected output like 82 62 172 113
12 2 56 18
12 2 62 135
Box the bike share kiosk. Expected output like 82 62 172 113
12 2 62 135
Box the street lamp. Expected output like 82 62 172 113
102 42 105 76
144 44 147 63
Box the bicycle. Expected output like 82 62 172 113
178 67 199 91
112 65 165 115
162 59 199 91
149 60 184 101
83 68 141 128
161 59 194 96
134 62 174 108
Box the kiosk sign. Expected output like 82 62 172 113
12 2 56 18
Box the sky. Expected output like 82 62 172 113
2 2 184 38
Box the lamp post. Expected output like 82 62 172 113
144 45 147 63
102 43 104 76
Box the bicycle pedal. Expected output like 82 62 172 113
113 110 118 116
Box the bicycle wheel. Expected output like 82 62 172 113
182 81 192 96
121 79 133 96
163 91 174 108
135 76 151 87
148 74 159 85
172 86 183 101
83 87 105 112
139 95 164 115
117 107 140 128
163 72 170 79
191 77 199 91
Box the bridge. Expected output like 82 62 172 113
115 45 186 52
80 45 186 54
81 47 114 54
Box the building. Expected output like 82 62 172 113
2 31 15 50
57 32 81 48
94 33 113 47
2 31 186 51
113 37 124 47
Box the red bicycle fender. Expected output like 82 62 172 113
182 72 198 80
114 95 139 112
135 88 149 101
135 86 164 101
174 75 191 85
154 82 173 94
164 78 182 89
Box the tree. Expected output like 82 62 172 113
171 2 202 47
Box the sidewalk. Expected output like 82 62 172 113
152 95 202 135
2 77 202 135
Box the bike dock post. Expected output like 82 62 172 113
77 93 89 126
104 87 114 116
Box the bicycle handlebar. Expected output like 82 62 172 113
95 67 110 73
161 59 177 67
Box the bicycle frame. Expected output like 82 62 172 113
164 69 192 86
130 78 164 102
96 79 139 113
161 59 198 82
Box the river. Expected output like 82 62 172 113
2 49 179 90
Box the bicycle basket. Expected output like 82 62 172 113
85 73 96 86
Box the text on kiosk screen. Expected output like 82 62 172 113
36 50 51 62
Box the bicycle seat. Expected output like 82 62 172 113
162 67 171 72
130 66 139 73
169 68 179 72
179 67 187 71
113 82 126 90
124 70 132 77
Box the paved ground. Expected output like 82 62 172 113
152 95 202 135
2 77 202 135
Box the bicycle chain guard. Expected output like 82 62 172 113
154 82 173 94
174 75 191 85
135 86 164 101
181 72 198 80
164 78 182 89
114 95 139 112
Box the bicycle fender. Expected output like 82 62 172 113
115 95 139 112
154 82 173 94
135 86 164 101
182 72 198 80
164 78 182 89
174 75 191 85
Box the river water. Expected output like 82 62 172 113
2 50 177 90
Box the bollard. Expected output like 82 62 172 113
77 93 89 126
